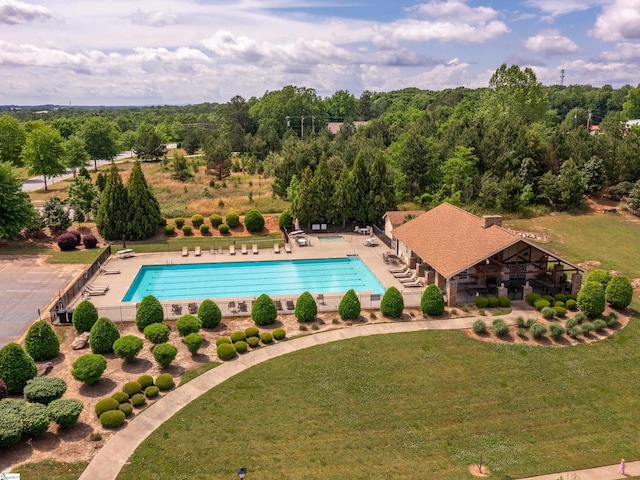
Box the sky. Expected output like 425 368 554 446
1 0 640 106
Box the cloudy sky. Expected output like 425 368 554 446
1 0 639 105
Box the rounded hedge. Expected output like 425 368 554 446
198 299 222 329
605 276 633 309
294 292 318 322
216 337 231 346
68 230 81 244
0 409 22 448
155 373 174 391
184 332 203 353
175 218 185 228
83 234 98 248
566 299 577 310
549 322 566 340
380 287 404 318
100 409 125 428
199 224 209 234
72 354 107 384
137 375 154 390
217 343 238 360
472 320 487 334
176 314 202 336
89 317 120 354
95 398 119 417
421 284 445 316
244 209 265 233
0 343 37 394
534 299 551 311
131 393 146 407
278 209 294 229
57 232 78 251
487 297 499 308
577 281 606 318
119 403 133 417
72 299 99 332
230 330 247 343
244 326 259 338
25 320 60 361
234 340 248 353
338 289 361 320
0 379 7 400
122 381 142 397
111 391 130 404
145 386 160 398
164 225 175 235
498 296 511 308
252 294 278 326
247 336 260 348
553 306 566 317
144 323 170 344
554 293 567 302
260 332 274 344
191 214 204 227
136 295 164 332
47 398 83 428
24 377 67 405
23 402 50 438
182 225 192 235
585 269 612 288
225 211 240 228
152 343 178 368
526 293 541 305
113 335 144 361
474 297 489 308
218 224 230 234
272 328 286 340
210 214 223 226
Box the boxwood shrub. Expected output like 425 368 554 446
534 299 551 311
472 320 487 334
122 381 142 397
566 293 577 300
492 319 509 337
57 232 78 251
71 354 107 385
152 343 178 368
0 408 22 448
380 287 404 318
566 299 577 310
137 375 154 390
339 289 361 320
498 296 510 308
198 299 222 329
225 211 240 227
230 330 247 343
234 340 248 353
175 218 185 228
136 295 164 332
111 391 130 404
25 320 60 361
143 323 170 344
487 297 499 308
549 322 565 340
155 373 174 391
252 294 278 326
145 386 160 398
199 224 209 234
474 297 489 308
554 293 567 302
605 276 633 309
176 314 202 336
216 337 231 346
0 343 37 395
577 282 606 317
553 306 566 317
247 337 260 348
100 409 125 428
95 398 119 417
530 323 547 339
295 292 318 322
553 301 565 308
23 377 67 405
541 307 556 319
131 393 146 407
89 317 120 354
244 326 259 338
113 335 144 361
191 214 204 227
47 398 83 428
182 225 192 235
526 293 541 305
585 269 612 288
210 214 222 226
272 328 286 340
421 284 445 316
164 225 175 235
260 332 274 344
217 343 237 360
82 234 98 248
244 209 265 233
23 403 50 438
218 224 230 234
119 403 133 417
184 333 203 353
72 299 99 332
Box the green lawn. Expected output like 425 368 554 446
118 311 640 480
14 460 88 479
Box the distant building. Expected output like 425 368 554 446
626 119 640 128
326 121 368 135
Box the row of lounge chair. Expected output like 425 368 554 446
388 265 425 288
83 284 109 296
179 243 292 256
98 262 120 275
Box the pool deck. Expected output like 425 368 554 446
71 234 423 320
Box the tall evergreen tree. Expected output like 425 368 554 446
368 153 396 223
351 151 371 223
127 160 162 240
310 158 334 222
332 165 355 226
96 163 129 241
293 167 314 226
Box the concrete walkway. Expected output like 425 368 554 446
519 462 637 480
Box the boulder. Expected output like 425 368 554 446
71 331 90 350
37 361 54 376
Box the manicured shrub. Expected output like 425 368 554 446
554 293 567 302
155 373 174 391
145 386 160 398
593 319 607 332
278 209 294 229
89 317 120 354
0 343 37 394
209 214 222 226
475 297 489 308
144 323 170 344
553 301 565 308
498 296 510 308
234 340 248 353
273 328 286 340
57 232 78 251
164 225 175 235
0 379 7 400
380 287 404 318
218 224 230 234
100 410 125 428
216 337 231 346
487 297 499 308
24 377 67 405
217 343 237 360
131 393 146 407
472 320 487 334
137 375 154 390
136 295 164 332
82 234 98 248
338 289 361 320
549 322 565 340
574 312 587 323
566 299 577 310
182 225 192 235
247 336 260 348
228 331 246 344
534 299 551 311
294 292 318 322
111 391 130 404
191 214 204 227
199 224 209 234
542 295 554 303
585 269 612 288
566 293 577 300
122 381 142 397
72 299 99 332
184 333 203 353
119 403 133 417
198 299 222 329
492 319 509 337
252 294 278 326
225 210 240 227
72 354 107 385
23 403 50 438
152 343 178 368
421 284 445 316
531 323 547 339
176 314 202 336
541 307 556 319
113 335 144 361
568 327 582 338
554 306 566 317
605 276 633 309
175 218 185 228
261 332 274 344
244 209 265 232
605 312 619 328
95 398 119 417
526 293 541 305
581 322 594 335
0 407 22 448
244 326 259 338
565 318 578 329
577 282 606 317
67 229 81 244
47 398 83 428
25 320 60 361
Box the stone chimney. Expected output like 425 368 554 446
482 215 502 228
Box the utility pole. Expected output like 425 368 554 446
587 109 592 128
560 69 565 86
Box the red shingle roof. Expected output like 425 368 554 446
383 210 425 228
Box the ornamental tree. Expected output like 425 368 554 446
605 276 633 309
0 343 37 394
380 287 404 318
89 317 121 354
136 295 164 331
338 289 361 320
198 299 221 329
25 320 60 361
294 292 318 322
73 300 99 332
421 284 445 316
577 281 606 318
251 294 277 326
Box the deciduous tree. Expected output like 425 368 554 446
81 117 120 171
0 115 26 166
0 162 36 239
22 122 66 190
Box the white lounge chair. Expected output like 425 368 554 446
363 237 379 247
229 245 236 255
399 274 419 284
273 243 280 254
181 246 188 257
252 244 258 254
393 269 412 279
195 246 202 256
284 243 292 253
98 263 120 275
404 279 425 288
241 243 248 255
389 265 408 275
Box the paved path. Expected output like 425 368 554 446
519 462 638 480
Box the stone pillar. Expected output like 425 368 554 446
416 263 426 277
426 270 435 285
436 272 446 291
446 279 457 307
523 281 533 299
571 273 583 295
552 264 564 284
497 282 508 299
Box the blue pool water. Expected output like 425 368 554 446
122 257 385 302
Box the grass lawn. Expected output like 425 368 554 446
14 460 88 479
118 309 640 480
112 233 283 254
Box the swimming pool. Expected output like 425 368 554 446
122 257 385 302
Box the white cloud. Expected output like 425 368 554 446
0 0 51 24
524 0 604 17
525 30 579 55
592 0 640 41
407 1 499 23
597 42 640 62
131 9 178 27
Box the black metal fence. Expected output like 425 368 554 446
372 224 392 248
